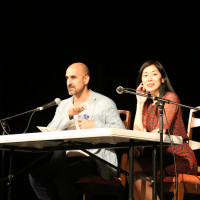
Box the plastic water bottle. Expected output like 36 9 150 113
78 110 88 122
75 110 89 129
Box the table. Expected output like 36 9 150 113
0 128 183 200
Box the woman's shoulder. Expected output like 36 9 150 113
163 92 180 103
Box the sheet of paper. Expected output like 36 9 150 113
66 150 89 157
37 126 57 132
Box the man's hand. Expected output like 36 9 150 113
68 103 87 118
77 118 95 129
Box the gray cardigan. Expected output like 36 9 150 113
48 90 125 179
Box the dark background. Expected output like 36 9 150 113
1 1 200 199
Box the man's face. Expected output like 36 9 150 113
65 65 87 96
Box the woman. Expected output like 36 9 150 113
127 60 197 200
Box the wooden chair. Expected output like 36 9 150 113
75 110 131 200
157 107 200 200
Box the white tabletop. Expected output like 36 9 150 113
0 128 183 150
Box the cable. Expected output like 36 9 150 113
23 110 38 133
0 120 10 135
0 110 38 134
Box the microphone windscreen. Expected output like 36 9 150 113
55 98 61 105
116 86 124 94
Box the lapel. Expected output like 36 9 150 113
87 90 96 120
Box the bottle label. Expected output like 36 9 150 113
78 114 88 119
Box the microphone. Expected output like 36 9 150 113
116 86 124 94
37 98 61 111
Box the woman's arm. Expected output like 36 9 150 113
134 102 145 131
134 83 148 131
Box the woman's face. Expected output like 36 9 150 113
141 64 164 96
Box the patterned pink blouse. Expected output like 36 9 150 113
143 92 197 175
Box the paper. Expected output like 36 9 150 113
66 150 89 157
37 126 57 132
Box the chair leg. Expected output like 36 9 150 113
177 182 184 200
82 194 85 200
173 183 178 200
83 193 93 200
173 181 184 200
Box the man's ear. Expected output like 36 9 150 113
84 75 90 85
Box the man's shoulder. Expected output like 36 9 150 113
91 90 113 102
59 96 73 106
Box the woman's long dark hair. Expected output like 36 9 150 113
136 60 175 99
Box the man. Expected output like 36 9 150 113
29 62 125 200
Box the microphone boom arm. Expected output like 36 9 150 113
0 108 39 122
0 98 61 122
123 89 200 111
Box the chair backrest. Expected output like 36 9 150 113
187 107 200 151
118 110 131 187
187 106 200 139
187 107 200 173
118 110 131 130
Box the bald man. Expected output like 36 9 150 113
29 62 125 200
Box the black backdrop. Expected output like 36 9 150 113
1 1 200 199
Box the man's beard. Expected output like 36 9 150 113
67 86 76 96
68 90 76 96
67 85 85 96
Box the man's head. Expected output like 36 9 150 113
65 62 90 96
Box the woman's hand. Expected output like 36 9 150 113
136 83 147 104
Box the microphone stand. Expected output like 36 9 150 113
120 88 200 200
1 108 39 124
0 99 60 200
0 107 40 135
0 108 39 200
0 121 11 200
